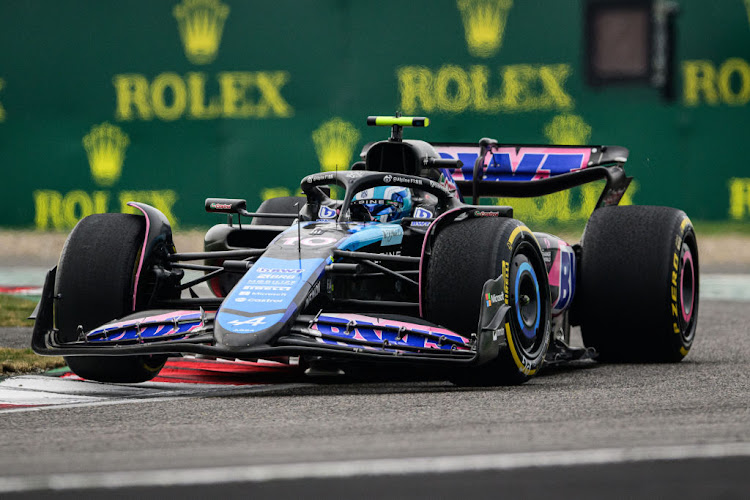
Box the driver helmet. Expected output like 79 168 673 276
352 186 413 222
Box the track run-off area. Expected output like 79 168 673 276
0 272 748 497
1 273 748 411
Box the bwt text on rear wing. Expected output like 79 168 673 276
431 141 631 208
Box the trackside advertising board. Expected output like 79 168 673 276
1 0 749 229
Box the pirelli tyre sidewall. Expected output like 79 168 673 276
499 224 552 380
670 217 699 358
578 206 699 362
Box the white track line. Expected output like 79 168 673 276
701 274 750 301
0 442 748 494
0 379 309 413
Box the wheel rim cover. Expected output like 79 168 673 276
515 261 541 340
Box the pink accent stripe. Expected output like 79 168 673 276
488 146 591 169
323 312 470 343
97 310 200 330
434 146 592 180
547 248 562 288
127 203 151 311
418 207 465 318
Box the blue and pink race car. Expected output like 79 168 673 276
32 116 699 385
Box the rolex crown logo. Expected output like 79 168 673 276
544 114 592 145
83 122 130 187
457 0 512 58
173 0 230 65
312 118 361 172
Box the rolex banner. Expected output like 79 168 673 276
1 0 749 229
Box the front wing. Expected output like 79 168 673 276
32 268 499 367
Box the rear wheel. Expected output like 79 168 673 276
423 217 551 385
55 213 169 383
577 206 699 362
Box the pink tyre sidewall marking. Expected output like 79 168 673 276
680 247 695 323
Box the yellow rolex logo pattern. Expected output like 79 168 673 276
174 0 230 65
82 122 130 187
729 178 750 219
543 114 592 145
312 118 361 172
457 0 513 58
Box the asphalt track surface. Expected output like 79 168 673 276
0 299 748 498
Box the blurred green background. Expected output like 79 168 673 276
1 0 748 230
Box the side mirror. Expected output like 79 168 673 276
204 198 247 214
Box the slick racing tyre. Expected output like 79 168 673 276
251 196 306 226
55 213 168 383
576 206 699 362
423 217 552 385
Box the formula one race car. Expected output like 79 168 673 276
32 116 699 385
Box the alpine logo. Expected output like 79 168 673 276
228 316 266 327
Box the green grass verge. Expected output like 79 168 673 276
0 294 36 327
0 295 66 376
1 347 65 376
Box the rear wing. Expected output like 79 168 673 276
431 142 632 207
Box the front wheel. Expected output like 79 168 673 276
423 217 552 385
55 213 169 383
